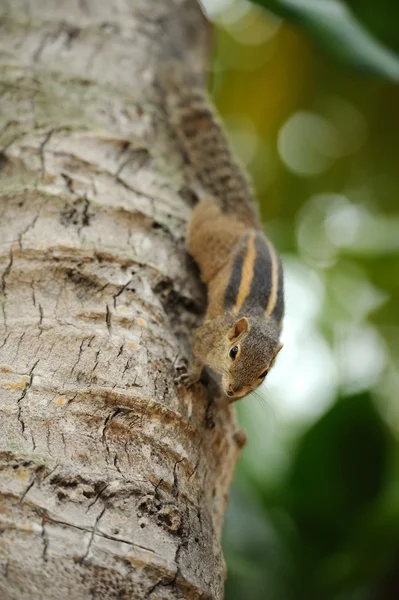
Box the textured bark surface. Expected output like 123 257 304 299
0 1 240 598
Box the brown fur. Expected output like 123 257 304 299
159 60 260 229
186 194 283 399
159 61 285 400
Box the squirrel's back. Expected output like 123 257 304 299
159 60 260 229
224 230 284 325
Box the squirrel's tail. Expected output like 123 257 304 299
158 59 260 229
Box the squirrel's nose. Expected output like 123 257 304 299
226 389 235 397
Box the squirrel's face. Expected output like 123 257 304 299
221 316 282 400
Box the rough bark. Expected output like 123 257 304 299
0 1 240 598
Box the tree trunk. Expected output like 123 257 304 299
0 1 240 598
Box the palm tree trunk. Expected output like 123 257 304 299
0 1 240 598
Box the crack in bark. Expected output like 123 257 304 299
146 570 178 598
15 508 165 560
42 514 161 555
41 518 49 562
146 538 185 598
1 248 13 296
101 408 121 459
43 464 60 483
115 174 175 209
80 507 106 564
16 359 40 437
61 172 74 194
15 331 26 358
78 196 90 235
70 338 86 374
1 302 6 329
46 422 51 454
18 479 36 504
112 278 134 309
61 433 67 455
0 332 10 349
115 147 150 178
39 129 56 177
33 31 52 63
172 459 184 498
38 304 44 327
189 440 203 480
87 483 110 511
91 349 100 375
105 304 112 334
30 282 37 307
18 214 39 249
66 392 78 407
122 358 131 378
96 527 160 555
18 464 45 504
115 155 133 179
38 126 72 179
113 453 124 477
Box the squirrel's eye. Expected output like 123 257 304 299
259 369 268 379
229 346 239 360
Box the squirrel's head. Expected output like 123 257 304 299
221 316 282 400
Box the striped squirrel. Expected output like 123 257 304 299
159 61 284 401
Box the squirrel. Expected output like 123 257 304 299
159 61 284 401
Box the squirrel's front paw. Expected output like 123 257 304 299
174 359 203 389
174 368 200 388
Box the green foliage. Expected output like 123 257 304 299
225 396 398 599
211 2 399 598
285 394 392 594
249 0 399 80
288 394 388 544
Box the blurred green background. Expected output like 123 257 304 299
201 1 399 598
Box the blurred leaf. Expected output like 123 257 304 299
215 6 399 597
346 0 399 53
287 393 389 554
224 481 297 600
250 0 399 80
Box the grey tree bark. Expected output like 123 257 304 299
0 1 241 598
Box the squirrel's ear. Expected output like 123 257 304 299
228 317 249 340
